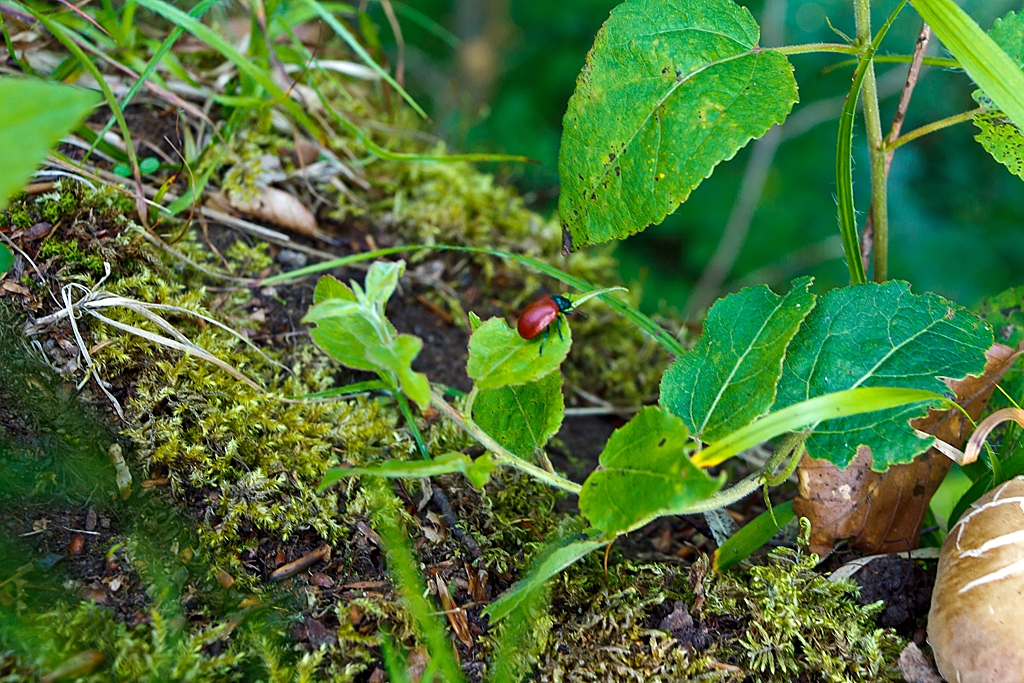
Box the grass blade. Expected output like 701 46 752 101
713 501 795 571
303 0 427 118
132 0 325 141
374 483 465 683
693 386 946 468
20 3 146 217
85 0 222 163
911 0 1024 131
483 529 606 623
835 0 906 285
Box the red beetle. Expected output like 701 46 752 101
517 293 573 353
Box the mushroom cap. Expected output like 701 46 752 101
928 475 1024 683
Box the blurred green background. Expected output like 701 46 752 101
368 0 1024 315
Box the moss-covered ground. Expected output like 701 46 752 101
1 20 908 682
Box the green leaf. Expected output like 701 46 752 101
990 10 1024 67
0 245 12 277
910 0 1024 133
0 79 100 212
973 285 1024 411
362 259 403 305
313 274 356 304
467 317 571 389
308 276 380 373
974 109 1024 181
713 501 794 572
365 336 432 410
772 281 992 471
465 454 496 488
558 0 797 249
660 277 814 443
305 264 431 409
579 407 724 535
971 12 1024 182
139 156 160 174
473 372 564 460
483 529 606 623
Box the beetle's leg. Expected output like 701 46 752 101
539 326 549 355
557 315 564 341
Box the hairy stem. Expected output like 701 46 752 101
771 42 859 55
885 108 981 152
861 22 932 273
675 472 765 515
854 0 891 282
430 390 582 495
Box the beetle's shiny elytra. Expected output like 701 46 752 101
517 294 573 353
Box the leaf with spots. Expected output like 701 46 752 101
973 11 1024 182
660 277 815 443
579 407 724 536
558 0 798 249
772 281 992 471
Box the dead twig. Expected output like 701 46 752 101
268 545 331 582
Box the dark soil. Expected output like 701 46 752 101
850 554 936 632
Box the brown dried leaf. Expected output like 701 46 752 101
436 576 473 648
227 187 320 238
795 343 1019 556
466 564 488 603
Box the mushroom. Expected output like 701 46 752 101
928 475 1024 682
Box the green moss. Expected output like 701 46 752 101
0 43 902 683
39 189 79 224
224 241 273 276
5 202 34 229
38 238 105 275
704 545 905 682
0 598 378 683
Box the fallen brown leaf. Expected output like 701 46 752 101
435 576 473 649
794 342 1019 556
226 187 320 239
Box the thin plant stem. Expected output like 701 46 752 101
770 42 859 55
855 0 892 282
765 435 806 486
429 390 582 495
861 22 932 274
885 24 933 168
885 108 980 152
673 472 765 515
